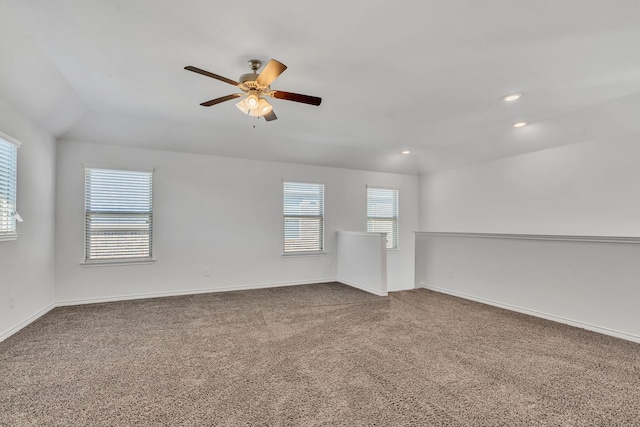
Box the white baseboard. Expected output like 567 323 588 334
421 283 640 344
338 279 388 296
55 278 338 307
0 303 56 343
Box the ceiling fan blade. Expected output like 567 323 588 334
270 90 322 106
185 66 240 86
256 59 287 86
263 110 277 121
200 93 243 107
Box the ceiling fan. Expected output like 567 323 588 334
184 59 322 121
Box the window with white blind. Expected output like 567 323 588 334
367 186 398 249
283 182 324 253
0 133 20 241
84 166 154 262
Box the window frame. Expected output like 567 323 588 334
282 181 325 255
366 186 399 250
83 163 155 266
0 131 21 242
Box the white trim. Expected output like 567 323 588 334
415 231 640 244
83 162 155 173
420 283 640 344
0 130 22 148
366 184 398 191
0 233 20 242
281 178 326 186
81 259 156 267
338 279 388 297
336 231 387 237
0 303 55 342
281 251 327 257
55 278 337 306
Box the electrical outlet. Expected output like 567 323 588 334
448 269 454 279
9 294 15 309
204 268 211 277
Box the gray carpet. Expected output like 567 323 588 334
1 283 639 426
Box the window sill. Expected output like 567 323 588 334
0 233 20 242
81 258 156 267
282 251 327 257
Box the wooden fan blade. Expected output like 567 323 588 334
200 94 243 107
256 59 287 86
185 66 240 86
271 90 322 106
263 110 277 121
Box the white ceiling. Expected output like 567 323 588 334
2 0 640 175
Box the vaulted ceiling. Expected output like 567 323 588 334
2 1 640 174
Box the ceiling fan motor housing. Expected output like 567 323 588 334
240 59 263 84
239 73 260 84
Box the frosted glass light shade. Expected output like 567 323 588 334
236 99 250 114
246 91 259 110
236 94 272 117
258 98 273 115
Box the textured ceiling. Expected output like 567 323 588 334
2 0 640 175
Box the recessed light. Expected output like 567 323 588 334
513 121 527 128
401 150 411 155
503 93 522 102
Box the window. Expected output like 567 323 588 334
85 166 154 262
283 182 324 253
0 132 19 241
367 186 398 249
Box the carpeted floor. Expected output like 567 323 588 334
1 283 639 426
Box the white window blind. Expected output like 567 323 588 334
283 182 324 253
367 186 398 249
0 135 18 237
85 167 153 262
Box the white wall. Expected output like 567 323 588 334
0 100 56 340
416 233 640 342
420 135 640 235
55 141 419 303
418 135 640 342
336 232 387 296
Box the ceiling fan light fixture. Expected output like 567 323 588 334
235 99 250 114
246 91 260 110
246 100 273 118
258 98 273 115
